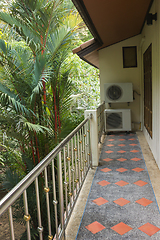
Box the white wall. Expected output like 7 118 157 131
99 35 142 131
141 0 160 169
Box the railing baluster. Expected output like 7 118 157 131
82 126 85 178
44 167 52 238
89 121 91 167
63 146 68 220
77 131 81 187
71 138 75 200
57 151 64 237
87 121 90 168
8 206 15 240
84 124 87 172
74 133 78 193
67 142 72 206
23 190 31 240
51 159 58 240
79 128 83 182
35 177 43 240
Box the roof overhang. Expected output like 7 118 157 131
72 39 101 68
72 0 154 68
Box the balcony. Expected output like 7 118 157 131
0 102 160 239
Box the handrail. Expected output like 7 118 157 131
0 117 90 216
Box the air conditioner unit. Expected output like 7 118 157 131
104 109 131 132
104 83 133 103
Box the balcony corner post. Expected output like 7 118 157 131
85 110 99 167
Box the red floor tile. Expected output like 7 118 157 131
135 198 153 206
105 150 113 153
117 158 127 162
129 143 137 146
103 158 113 162
119 139 125 141
108 139 115 142
111 222 132 235
107 144 114 147
118 144 126 146
131 157 141 161
132 167 144 172
116 168 128 173
130 150 139 153
101 167 112 173
129 138 136 140
138 223 160 236
115 180 129 187
97 180 111 186
118 150 126 153
113 198 130 206
134 180 148 186
92 197 108 206
85 221 106 234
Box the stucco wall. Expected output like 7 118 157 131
99 35 141 131
141 0 160 169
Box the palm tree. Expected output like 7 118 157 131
0 0 82 165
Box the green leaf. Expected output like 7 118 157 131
0 39 7 54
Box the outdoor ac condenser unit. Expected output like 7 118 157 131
104 83 133 103
104 109 131 132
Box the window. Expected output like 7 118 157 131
122 46 137 68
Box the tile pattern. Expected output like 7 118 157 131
103 158 113 162
138 223 160 236
113 198 130 206
85 221 106 234
117 157 127 162
135 198 153 207
92 197 108 206
76 133 160 240
131 157 141 161
116 168 128 172
111 222 133 235
97 180 110 186
134 180 148 187
100 167 112 172
105 150 113 153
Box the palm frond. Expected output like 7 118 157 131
18 116 54 135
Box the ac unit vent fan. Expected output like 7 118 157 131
106 112 122 129
107 85 122 100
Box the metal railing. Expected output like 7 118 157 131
0 116 91 240
97 101 105 142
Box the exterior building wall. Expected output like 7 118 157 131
99 35 142 131
99 0 160 169
141 0 160 169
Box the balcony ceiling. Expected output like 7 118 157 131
72 0 153 67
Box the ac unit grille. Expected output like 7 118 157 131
106 112 122 129
107 85 122 100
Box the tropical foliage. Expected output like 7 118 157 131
0 0 100 238
0 0 82 167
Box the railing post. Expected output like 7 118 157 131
85 110 99 166
57 151 65 239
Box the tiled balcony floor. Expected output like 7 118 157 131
74 132 160 239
